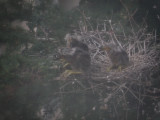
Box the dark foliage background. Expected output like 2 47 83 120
0 0 160 120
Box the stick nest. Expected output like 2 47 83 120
58 20 160 118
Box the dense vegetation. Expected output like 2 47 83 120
0 0 160 120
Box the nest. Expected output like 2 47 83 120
69 20 159 79
57 20 160 119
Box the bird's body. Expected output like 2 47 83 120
58 47 90 72
101 43 129 69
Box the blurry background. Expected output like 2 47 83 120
0 0 160 120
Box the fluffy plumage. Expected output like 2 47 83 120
101 43 129 69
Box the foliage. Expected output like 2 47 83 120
0 0 160 120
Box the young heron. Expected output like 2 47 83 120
100 43 129 70
57 34 90 79
58 47 91 79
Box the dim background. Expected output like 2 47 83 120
0 0 160 120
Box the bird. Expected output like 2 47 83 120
100 42 129 70
57 34 91 79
